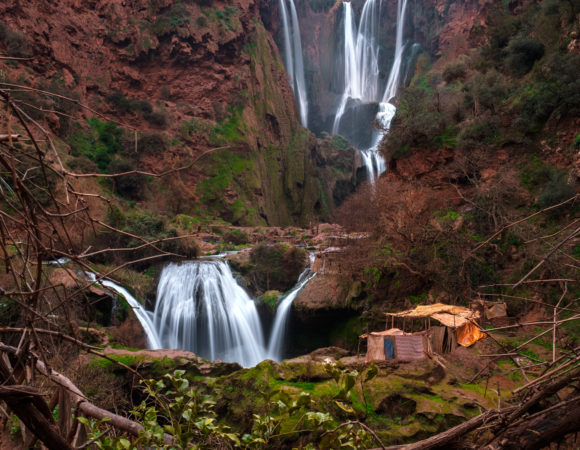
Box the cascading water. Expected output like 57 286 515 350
333 0 409 183
84 272 162 349
267 254 316 360
153 260 267 368
279 0 308 127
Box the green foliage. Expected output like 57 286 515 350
442 60 467 84
383 86 446 158
457 118 499 149
250 244 307 292
465 70 510 114
138 132 167 156
151 3 191 35
108 159 148 201
505 37 544 76
105 92 167 127
538 169 575 212
209 105 246 145
68 118 122 172
0 22 33 57
330 135 351 151
223 228 249 244
77 367 376 449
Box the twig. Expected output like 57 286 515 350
321 421 386 449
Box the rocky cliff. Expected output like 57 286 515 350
0 0 357 227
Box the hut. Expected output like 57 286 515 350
362 303 486 362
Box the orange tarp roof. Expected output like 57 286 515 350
385 303 480 328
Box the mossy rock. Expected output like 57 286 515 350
260 290 281 308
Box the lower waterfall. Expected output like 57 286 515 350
100 258 314 368
153 260 267 368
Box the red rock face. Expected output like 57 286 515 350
1 0 359 226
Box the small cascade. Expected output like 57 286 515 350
153 260 266 368
279 0 309 127
267 254 316 360
332 0 410 183
84 272 162 349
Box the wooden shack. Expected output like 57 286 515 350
362 303 486 362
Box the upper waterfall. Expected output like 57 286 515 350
332 0 409 183
279 0 309 127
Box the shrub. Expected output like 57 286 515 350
108 159 147 201
68 118 123 172
505 37 545 76
442 60 467 83
138 132 167 156
223 229 249 244
330 135 350 151
457 118 499 149
250 244 307 292
538 169 575 212
464 70 509 114
67 156 98 174
143 110 167 127
382 87 446 157
0 22 32 57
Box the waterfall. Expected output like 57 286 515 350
89 255 314 367
267 254 316 360
279 0 308 127
381 0 409 103
153 260 267 368
332 0 409 183
83 272 162 349
332 0 382 134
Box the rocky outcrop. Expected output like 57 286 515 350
0 0 357 226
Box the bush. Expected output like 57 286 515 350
143 110 167 127
457 118 499 149
68 118 122 172
67 156 98 174
108 159 147 201
538 169 575 212
505 37 545 76
138 132 167 156
223 229 249 244
442 60 467 84
382 87 446 157
0 22 32 57
250 244 307 292
464 70 509 114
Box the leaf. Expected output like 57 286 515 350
118 438 131 449
225 433 241 446
335 400 356 415
365 364 378 382
297 391 312 408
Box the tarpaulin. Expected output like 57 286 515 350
456 322 487 347
384 338 395 360
393 335 425 360
485 302 507 319
366 334 386 362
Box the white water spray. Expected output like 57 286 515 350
333 0 409 182
279 0 309 127
153 260 267 368
84 272 162 349
267 254 316 360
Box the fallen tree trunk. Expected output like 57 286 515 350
0 386 72 450
488 396 580 449
0 343 174 446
